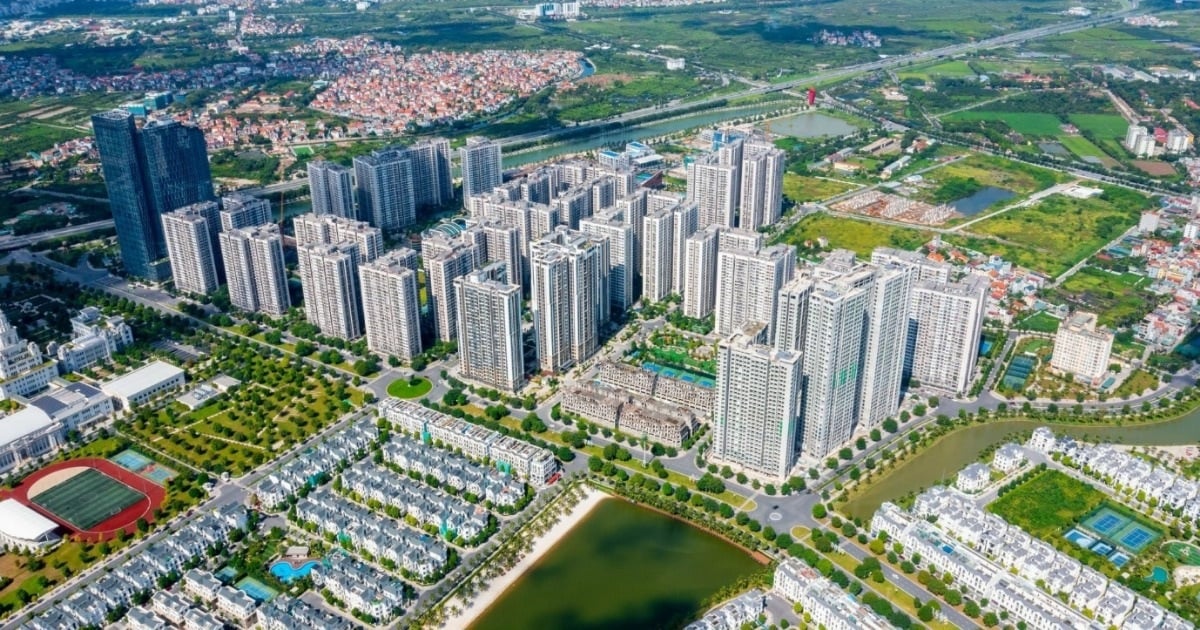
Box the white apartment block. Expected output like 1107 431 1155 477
530 227 610 373
910 275 987 395
307 160 355 218
461 136 503 198
773 273 812 353
218 224 290 316
690 159 739 228
292 213 383 263
642 208 675 304
581 210 636 313
162 203 220 296
713 333 802 479
671 202 699 295
859 262 913 428
714 243 795 344
683 226 720 319
738 141 785 230
359 250 422 361
353 147 416 232
1051 311 1114 386
298 242 363 340
426 240 480 344
218 192 271 231
800 258 874 460
455 263 525 392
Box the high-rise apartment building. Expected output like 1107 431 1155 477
671 203 699 294
712 333 803 479
307 160 355 219
219 192 272 231
461 136 503 198
530 227 610 373
405 137 454 208
859 263 914 428
642 208 675 304
353 148 415 232
426 241 480 343
456 263 525 392
218 225 290 316
359 250 422 361
580 211 635 314
689 157 740 228
910 275 988 396
297 242 363 340
773 273 813 354
161 202 220 295
738 141 786 230
92 110 214 280
714 243 795 341
478 220 523 293
683 226 720 319
292 214 383 263
1051 311 1113 385
799 258 875 460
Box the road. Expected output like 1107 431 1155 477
0 219 115 252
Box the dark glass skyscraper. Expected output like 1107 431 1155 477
92 110 214 280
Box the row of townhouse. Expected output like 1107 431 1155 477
257 416 380 509
891 487 1190 630
183 569 258 624
310 552 408 622
382 432 525 509
381 399 558 485
342 461 489 542
683 590 765 630
258 595 358 630
133 591 225 630
596 361 715 417
1030 428 1200 516
21 504 248 630
560 381 698 448
296 487 447 579
872 502 1104 630
772 560 891 630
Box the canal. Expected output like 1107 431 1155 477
843 408 1200 521
470 498 761 630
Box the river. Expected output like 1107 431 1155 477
842 409 1200 521
470 498 760 630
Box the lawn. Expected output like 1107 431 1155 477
955 186 1149 277
942 111 1063 136
782 173 858 203
1059 135 1113 162
1112 369 1159 399
988 469 1106 539
388 376 433 399
773 212 931 258
1069 114 1129 140
1047 266 1156 328
897 59 976 81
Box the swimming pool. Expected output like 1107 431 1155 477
1150 566 1169 583
270 560 319 583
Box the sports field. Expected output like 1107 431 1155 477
30 468 145 531
1165 541 1200 566
1081 504 1161 554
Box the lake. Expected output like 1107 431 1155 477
950 186 1015 216
843 409 1200 521
765 112 859 139
470 498 761 630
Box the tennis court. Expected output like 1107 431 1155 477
1082 506 1131 536
112 449 153 472
1113 520 1160 553
237 577 279 602
30 468 145 531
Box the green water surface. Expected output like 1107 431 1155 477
470 497 761 630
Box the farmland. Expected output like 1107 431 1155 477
920 155 1065 196
943 111 1064 136
773 212 931 258
1046 266 1156 329
782 173 859 204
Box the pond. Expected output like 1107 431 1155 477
470 498 760 630
765 112 859 139
842 408 1200 521
950 186 1015 216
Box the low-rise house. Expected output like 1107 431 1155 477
956 462 991 493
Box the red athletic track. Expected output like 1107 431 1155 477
0 458 166 542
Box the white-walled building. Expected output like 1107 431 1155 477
359 250 423 361
219 224 291 316
1051 311 1113 386
712 332 802 479
456 263 525 392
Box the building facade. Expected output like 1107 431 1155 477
455 263 525 392
712 333 802 479
359 250 423 361
218 225 291 316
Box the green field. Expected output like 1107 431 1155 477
988 469 1105 539
1165 541 1200 566
773 212 931 257
942 111 1063 136
387 376 432 399
922 155 1064 196
1058 135 1112 162
1112 369 1159 399
30 468 144 531
1014 311 1061 333
1069 114 1130 140
782 173 858 203
954 186 1148 277
1048 266 1154 328
897 59 976 80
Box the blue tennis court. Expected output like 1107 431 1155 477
236 577 278 602
1083 507 1131 536
112 449 153 472
1114 521 1160 553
